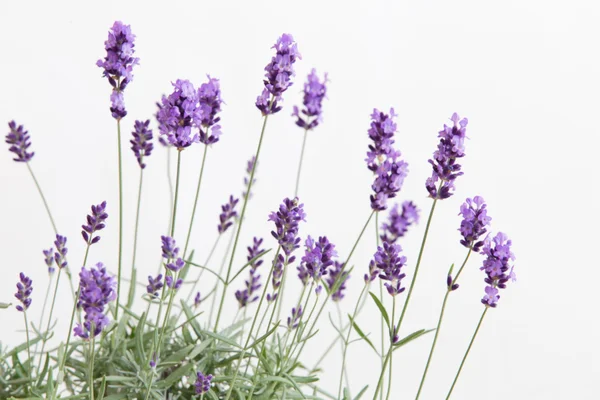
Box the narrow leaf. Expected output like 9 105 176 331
348 314 379 356
368 292 390 330
393 328 435 350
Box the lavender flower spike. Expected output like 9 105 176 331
373 242 407 296
96 21 139 119
218 195 239 234
15 273 33 312
287 305 303 329
197 76 223 145
157 79 201 149
235 237 265 308
195 371 213 395
5 121 34 162
74 263 116 339
161 235 180 260
292 69 327 130
43 248 55 274
54 234 68 269
459 196 491 252
243 156 258 198
256 33 301 115
300 235 338 288
380 201 420 243
146 274 163 298
426 113 469 199
480 232 516 307
81 201 108 245
326 261 350 302
165 275 183 290
130 120 154 168
194 292 202 308
269 197 306 257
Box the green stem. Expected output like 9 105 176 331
26 162 57 234
34 276 53 363
89 335 96 400
384 299 396 400
183 143 209 258
214 109 271 333
131 168 144 282
294 127 309 198
372 350 392 400
336 302 351 393
37 268 62 371
375 212 384 400
116 118 124 321
166 146 174 235
23 312 32 387
415 248 472 399
446 308 488 400
171 149 183 237
208 229 235 326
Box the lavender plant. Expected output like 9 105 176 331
0 22 517 400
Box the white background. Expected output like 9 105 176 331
1 1 599 399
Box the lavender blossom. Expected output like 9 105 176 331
300 236 337 288
292 69 327 130
218 195 239 234
157 79 200 149
425 113 468 199
269 197 306 258
195 371 213 395
194 292 202 308
380 201 420 243
166 275 183 290
267 254 285 303
5 121 34 162
14 273 33 312
43 248 55 274
364 260 378 284
297 263 310 286
287 305 303 329
197 76 223 145
130 120 154 168
96 21 139 119
74 263 116 339
480 232 516 308
161 235 180 260
166 257 185 272
326 261 349 302
147 274 163 298
256 33 301 115
459 196 491 252
235 237 265 308
54 234 68 269
373 242 407 296
81 201 108 245
243 156 258 198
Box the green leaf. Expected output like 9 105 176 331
246 321 279 350
227 248 272 284
188 340 212 360
368 292 390 331
185 260 226 284
0 302 12 309
97 375 107 400
180 300 202 338
353 385 369 400
126 267 137 308
283 373 307 398
180 249 194 281
393 328 435 350
202 331 241 348
348 314 379 356
2 336 43 360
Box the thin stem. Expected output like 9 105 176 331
208 229 235 326
183 143 209 258
171 149 183 237
34 276 53 362
89 335 96 400
446 308 488 400
214 110 271 333
23 312 32 386
372 350 392 400
116 118 124 321
415 248 473 399
26 162 57 234
385 299 396 400
336 302 351 393
294 127 309 198
37 268 62 370
376 212 384 400
166 146 174 234
131 168 144 282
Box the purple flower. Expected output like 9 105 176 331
267 254 285 303
197 76 223 145
364 260 378 284
300 235 337 284
157 79 201 149
81 201 108 245
96 21 139 119
287 305 303 329
194 371 213 395
194 292 202 308
15 273 33 312
292 69 327 130
243 156 258 198
326 261 349 302
147 274 163 298
43 247 55 274
425 113 468 199
269 197 306 257
161 235 180 260
255 33 301 115
218 195 239 234
54 234 68 269
480 232 515 307
459 196 491 252
166 257 185 272
366 109 409 211
130 120 154 168
373 242 407 296
380 201 420 243
74 263 116 339
165 275 183 290
235 237 264 308
5 121 34 162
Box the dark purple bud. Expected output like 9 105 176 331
5 121 34 162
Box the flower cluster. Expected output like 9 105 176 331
14 273 33 312
459 196 491 252
326 261 349 302
74 263 116 339
43 248 55 274
268 254 285 303
5 121 34 162
292 69 327 130
380 201 419 243
269 197 306 257
372 242 407 296
364 260 378 284
243 156 258 198
197 76 223 145
256 33 301 115
194 291 202 308
146 274 163 298
130 120 154 168
195 371 213 395
166 275 183 290
54 234 68 269
157 80 201 149
366 109 409 211
480 232 516 307
96 21 139 119
287 305 303 329
161 236 184 288
81 201 108 245
235 237 265 308
426 113 468 199
299 236 337 293
218 195 239 234
161 235 180 260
